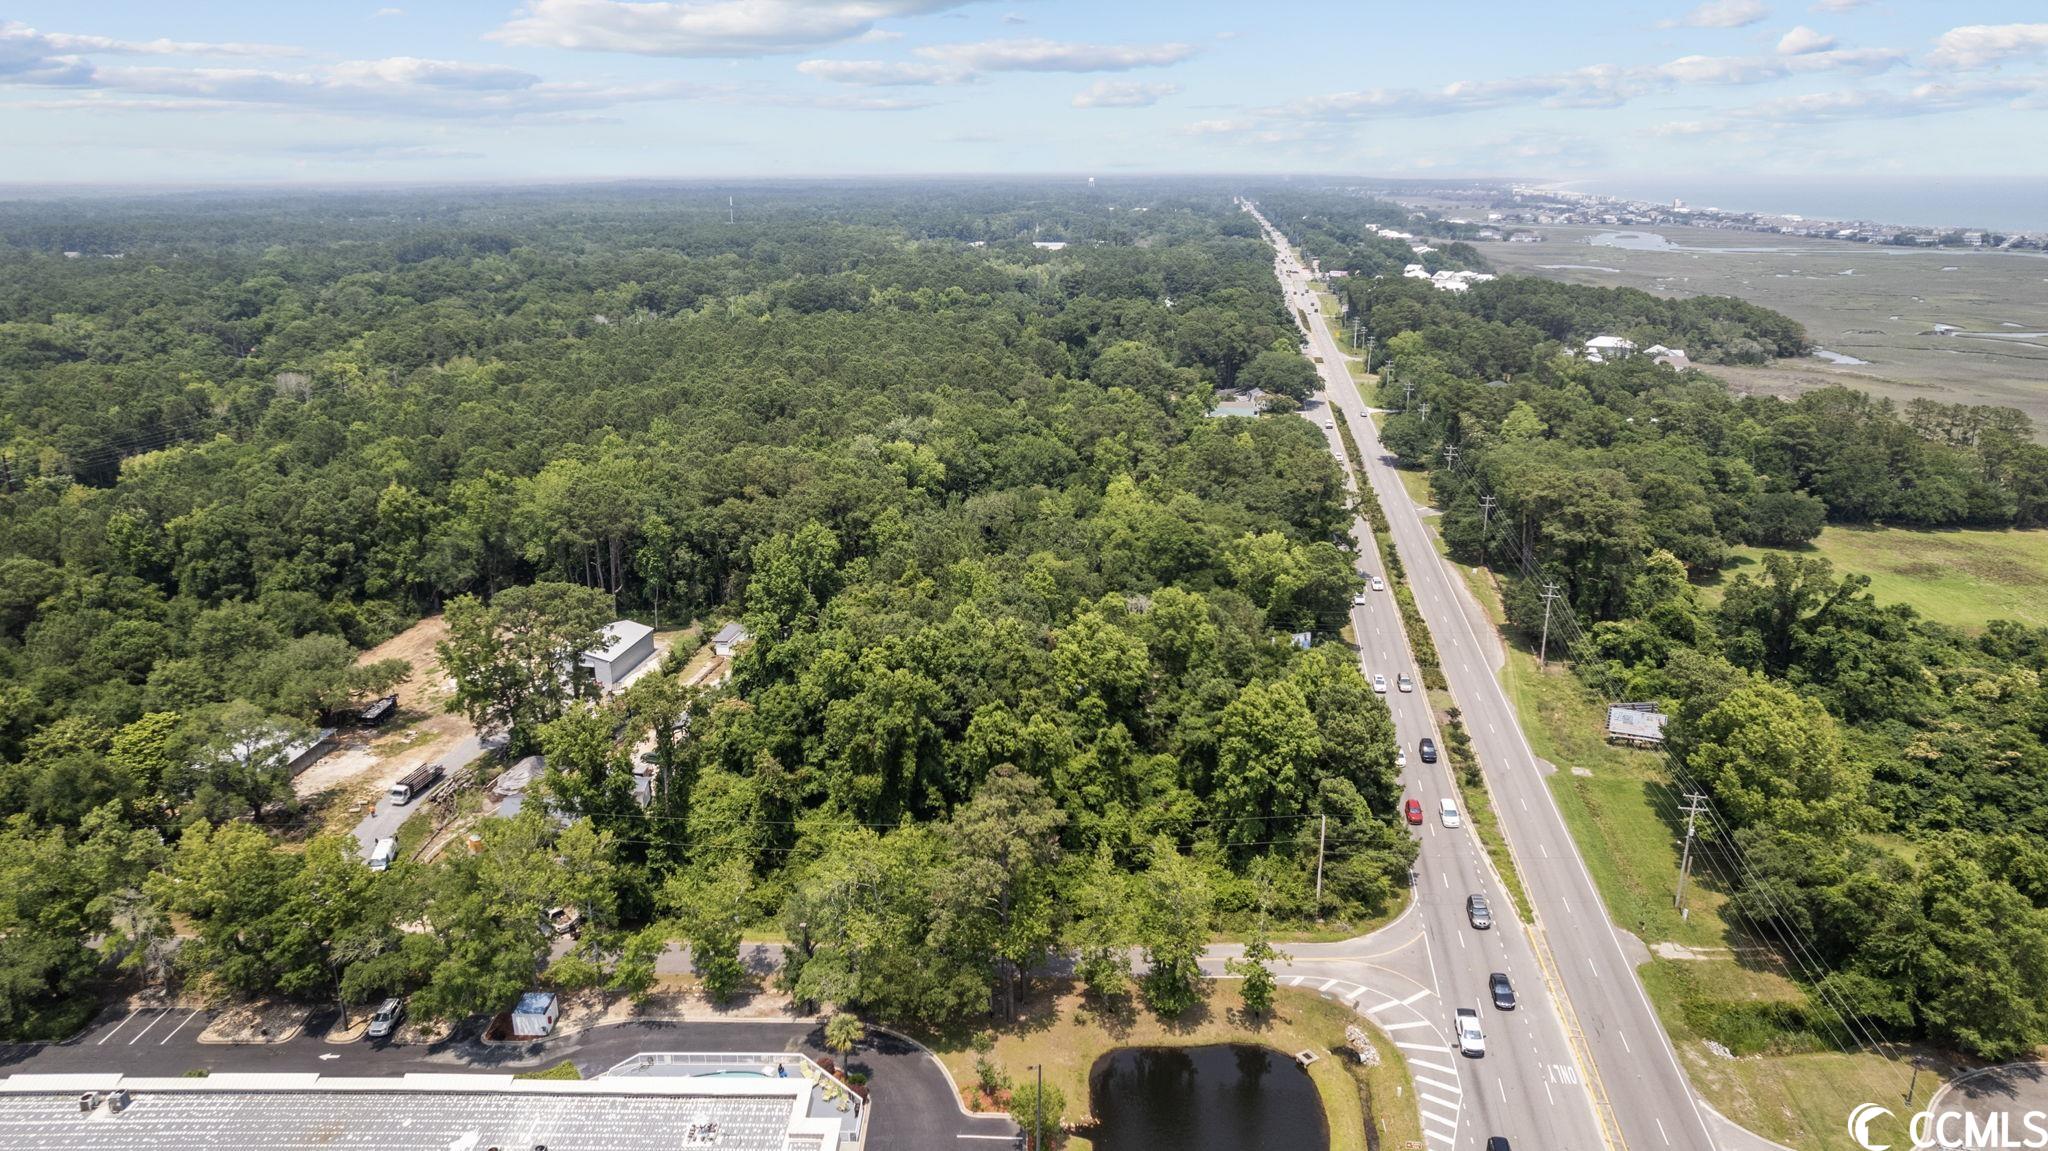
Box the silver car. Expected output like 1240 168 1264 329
366 997 404 1040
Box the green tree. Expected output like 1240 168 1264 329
1008 1079 1066 1150
1674 677 1868 835
1138 844 1213 1018
824 1011 866 1059
436 582 612 748
1226 919 1284 1018
663 857 757 1004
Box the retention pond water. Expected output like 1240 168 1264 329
1086 1044 1329 1151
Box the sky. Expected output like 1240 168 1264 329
1 1 2045 185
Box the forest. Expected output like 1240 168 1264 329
1278 196 2048 1061
0 183 1415 1037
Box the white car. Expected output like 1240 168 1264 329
1323 419 1335 429
366 997 404 1040
1371 576 1386 592
1372 674 1388 694
1456 1008 1486 1057
1395 749 1408 768
1352 592 1368 606
1439 797 1462 828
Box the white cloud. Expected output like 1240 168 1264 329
1 20 298 66
916 38 1196 72
1777 25 1835 55
1927 23 2048 70
795 58 966 85
372 7 405 17
1657 46 1896 84
488 0 978 57
1071 80 1177 108
1810 0 1870 11
1667 0 1770 29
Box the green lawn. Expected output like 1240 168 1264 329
1716 524 2048 631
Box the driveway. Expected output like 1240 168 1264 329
0 1007 1014 1151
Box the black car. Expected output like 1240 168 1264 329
1419 737 1438 763
1466 893 1493 930
1486 1139 1512 1151
1490 972 1516 1010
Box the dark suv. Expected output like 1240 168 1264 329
1419 737 1438 763
1466 893 1493 929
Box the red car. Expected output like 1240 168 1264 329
1404 798 1424 825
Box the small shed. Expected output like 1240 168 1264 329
711 621 752 658
510 991 559 1038
1606 703 1668 747
581 620 655 690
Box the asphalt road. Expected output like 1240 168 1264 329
1250 200 1744 1151
0 1006 1015 1151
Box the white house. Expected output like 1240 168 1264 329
582 620 655 690
1403 263 1433 280
712 621 752 658
1643 344 1693 371
1583 335 1638 363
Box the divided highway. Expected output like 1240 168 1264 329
1249 201 1731 1151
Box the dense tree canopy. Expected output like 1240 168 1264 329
0 183 1413 1036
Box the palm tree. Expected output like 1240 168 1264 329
824 1011 865 1061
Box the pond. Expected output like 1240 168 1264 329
1086 1044 1329 1151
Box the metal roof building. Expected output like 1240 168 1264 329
2 1052 863 1151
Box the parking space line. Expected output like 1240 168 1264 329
96 1010 140 1045
160 1008 201 1045
127 1008 166 1045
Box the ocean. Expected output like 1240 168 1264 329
1551 176 2048 235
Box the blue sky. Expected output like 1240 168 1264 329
2 2 2044 183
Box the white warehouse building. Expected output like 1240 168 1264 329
581 619 656 691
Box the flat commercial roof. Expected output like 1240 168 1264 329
586 619 655 664
2 1056 853 1151
1606 705 1668 742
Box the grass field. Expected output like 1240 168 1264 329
1712 524 2048 630
922 983 1418 1151
1484 223 2048 434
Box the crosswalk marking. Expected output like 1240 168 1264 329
1377 1019 1430 1032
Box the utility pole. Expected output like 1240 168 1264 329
1479 495 1497 566
1364 334 1376 376
1418 402 1431 422
1675 793 1708 909
1032 1063 1044 1151
1443 444 1460 467
1538 582 1561 666
1402 378 1414 410
1314 815 1327 906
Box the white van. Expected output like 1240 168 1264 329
1439 798 1462 828
368 837 398 872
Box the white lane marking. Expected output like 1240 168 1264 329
1544 1079 1555 1105
97 1010 140 1045
1422 1111 1459 1131
1656 1117 1671 1145
1345 986 1369 1003
1377 1019 1431 1032
960 1135 1016 1141
1409 1059 1460 1076
1425 1131 1456 1147
1588 958 1600 980
1318 979 1338 991
1421 1092 1460 1110
1369 999 1404 1015
160 1008 201 1044
1415 1074 1463 1094
1395 1041 1444 1053
128 1008 167 1045
1619 1030 1632 1054
1562 896 1572 915
1457 932 1465 951
1287 976 1304 987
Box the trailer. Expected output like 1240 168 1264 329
357 695 398 726
388 762 444 805
509 991 559 1038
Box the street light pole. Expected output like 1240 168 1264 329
1032 1063 1043 1151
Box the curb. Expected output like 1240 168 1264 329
867 1025 1013 1123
